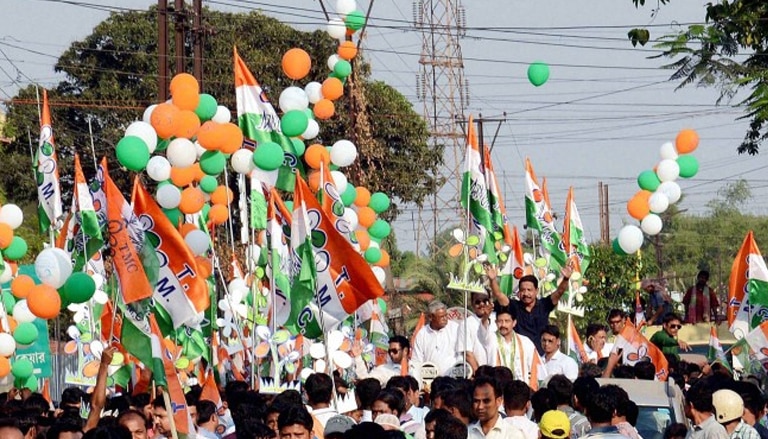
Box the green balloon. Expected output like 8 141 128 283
345 10 366 31
163 207 182 226
2 292 15 314
612 238 627 256
304 108 315 120
201 203 211 222
4 237 27 261
280 111 309 138
13 322 38 346
364 247 382 264
677 155 699 178
368 192 390 213
200 150 227 176
330 163 339 171
195 93 218 121
291 138 306 157
200 175 218 193
341 184 357 207
61 272 96 304
333 60 352 78
527 62 550 87
18 375 38 392
115 136 150 171
253 142 285 171
11 358 33 379
156 138 170 152
637 170 661 191
368 219 391 239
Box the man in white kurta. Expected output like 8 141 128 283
456 293 497 370
478 307 544 386
412 300 459 374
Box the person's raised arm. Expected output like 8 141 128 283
601 351 620 378
549 263 574 306
485 265 509 307
85 346 117 432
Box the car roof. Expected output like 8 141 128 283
596 378 680 407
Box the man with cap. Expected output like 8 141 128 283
713 389 761 439
539 410 570 439
324 415 356 439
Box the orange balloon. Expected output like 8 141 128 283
375 249 390 267
196 256 212 278
208 204 229 225
282 48 312 80
179 223 198 237
170 73 200 96
197 121 221 151
355 230 371 251
150 103 180 139
179 187 205 214
675 129 699 154
5 317 16 333
219 123 244 154
357 206 376 228
313 99 335 120
337 41 358 61
308 171 321 192
0 357 9 377
0 223 13 249
28 284 61 319
11 275 34 299
172 87 200 112
192 163 206 182
354 187 371 207
304 144 331 170
627 190 652 220
173 110 201 139
321 77 344 101
211 186 234 206
170 166 196 188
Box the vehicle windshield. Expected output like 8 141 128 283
637 406 674 439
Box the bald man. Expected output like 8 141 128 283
0 425 24 439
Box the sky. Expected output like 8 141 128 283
1 0 766 257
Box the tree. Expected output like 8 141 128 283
630 1 768 154
1 6 436 218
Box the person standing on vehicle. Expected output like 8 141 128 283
683 270 719 324
643 280 673 325
713 389 761 439
686 380 729 439
649 313 691 360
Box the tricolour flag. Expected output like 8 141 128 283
563 187 590 275
35 89 63 233
461 115 497 263
234 46 303 192
524 158 566 271
614 318 669 381
708 325 731 372
728 231 768 336
568 318 589 364
744 320 768 372
268 188 293 329
132 179 208 328
484 147 512 247
103 159 154 304
499 226 525 295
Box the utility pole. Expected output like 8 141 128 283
192 0 203 88
174 0 186 75
158 0 169 100
598 181 609 243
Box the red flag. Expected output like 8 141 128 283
200 368 222 408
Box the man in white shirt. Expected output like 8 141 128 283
478 307 543 386
412 300 459 374
540 325 578 381
456 293 496 370
304 372 338 428
503 380 539 439
352 335 422 385
468 376 525 439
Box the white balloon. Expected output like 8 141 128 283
656 159 680 182
125 121 158 154
166 138 197 168
12 300 35 324
212 106 231 124
194 141 207 159
35 248 73 289
618 225 644 254
302 119 319 140
336 0 357 16
146 156 172 182
330 140 357 167
0 204 23 230
343 208 359 230
327 54 340 71
330 170 348 194
372 266 386 286
0 262 11 284
649 192 670 214
305 82 324 104
657 181 682 204
367 240 380 250
185 230 210 256
279 86 310 112
156 184 181 209
142 104 157 124
327 19 347 39
659 141 678 160
641 214 663 236
0 333 15 357
231 149 255 175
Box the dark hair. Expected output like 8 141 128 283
344 422 386 439
686 380 715 413
503 380 531 411
277 405 313 431
224 380 249 402
634 361 656 381
697 270 710 279
663 313 683 324
541 325 561 340
185 386 202 407
519 275 538 289
434 415 468 439
474 366 496 380
305 373 334 405
15 410 38 435
116 410 149 429
132 393 150 409
626 400 639 426
473 375 502 399
356 378 382 410
196 400 217 425
152 394 167 410
607 309 626 321
602 385 629 417
493 367 514 394
22 393 50 416
495 305 518 321
271 389 302 407
442 389 472 420
60 387 86 407
46 415 83 439
547 374 573 407
105 394 132 416
383 432 407 439
386 376 409 394
239 419 277 439
733 381 765 416
613 365 636 379
404 376 419 393
664 423 689 439
231 391 268 432
429 376 456 402
587 386 618 424
389 335 410 351
579 362 603 378
424 408 453 424
374 390 405 417
531 388 557 422
585 323 607 340
82 425 131 439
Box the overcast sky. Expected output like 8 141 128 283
1 0 766 257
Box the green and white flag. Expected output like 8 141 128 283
524 158 566 271
268 188 294 329
707 325 731 372
729 231 768 336
35 89 63 234
563 187 590 275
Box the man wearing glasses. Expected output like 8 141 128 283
351 335 421 385
649 313 690 360
456 293 496 371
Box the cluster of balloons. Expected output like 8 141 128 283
614 129 700 255
0 204 28 275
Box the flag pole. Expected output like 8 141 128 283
162 388 180 439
